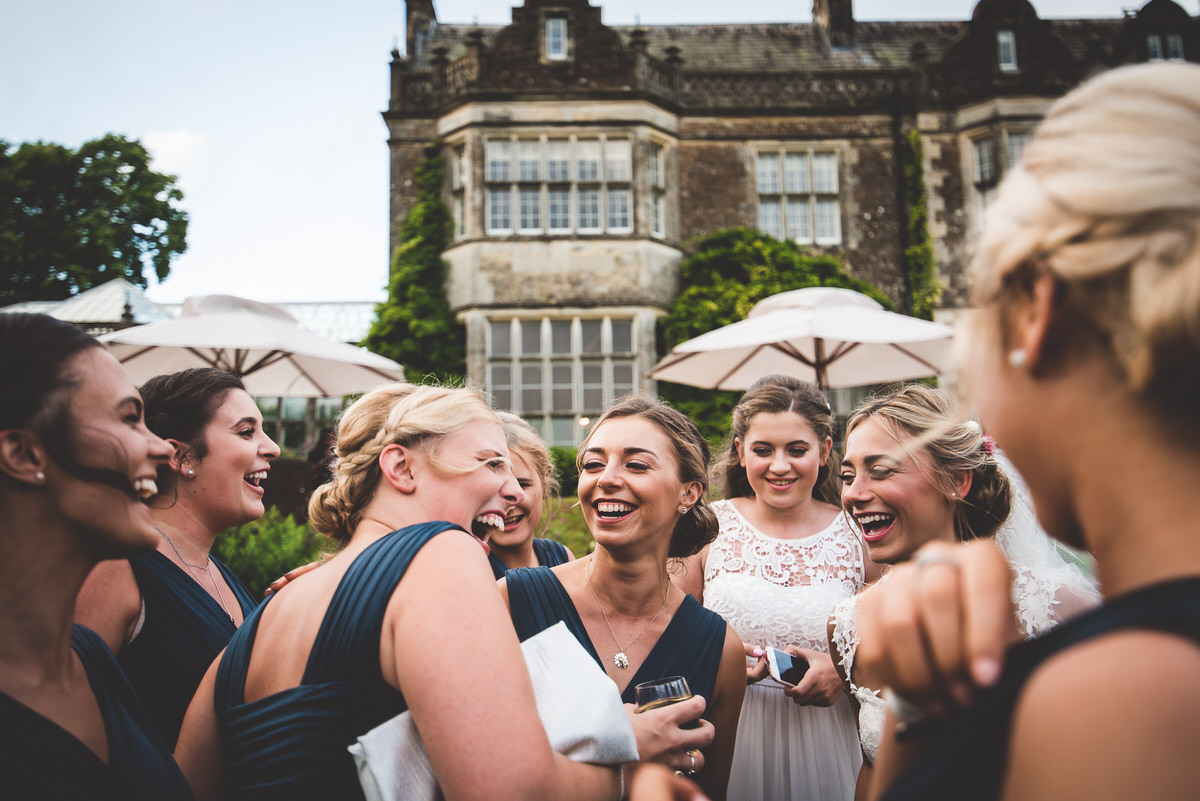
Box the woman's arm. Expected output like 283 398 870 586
698 625 747 801
175 657 229 801
999 631 1200 801
75 559 141 653
386 531 620 801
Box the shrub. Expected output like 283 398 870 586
549 445 579 498
213 506 333 598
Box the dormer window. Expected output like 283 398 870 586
997 30 1018 72
1148 34 1164 60
546 17 567 60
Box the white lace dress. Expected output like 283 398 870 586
703 500 865 801
829 554 1101 764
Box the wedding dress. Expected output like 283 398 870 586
703 499 865 801
829 456 1101 763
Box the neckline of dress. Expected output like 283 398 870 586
721 498 843 544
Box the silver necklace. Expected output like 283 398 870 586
586 559 670 670
155 526 233 621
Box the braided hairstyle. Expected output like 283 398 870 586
307 384 500 543
845 384 1012 542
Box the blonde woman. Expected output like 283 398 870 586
175 385 620 801
489 412 575 577
853 62 1200 801
828 384 1096 798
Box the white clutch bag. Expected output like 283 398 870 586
348 621 638 801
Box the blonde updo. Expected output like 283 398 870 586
971 62 1200 426
308 383 500 543
846 384 1012 542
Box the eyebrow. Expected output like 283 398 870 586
750 438 811 447
231 416 258 428
584 445 658 458
840 453 894 468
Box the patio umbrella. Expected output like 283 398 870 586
100 294 404 397
648 287 953 391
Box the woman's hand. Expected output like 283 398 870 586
629 764 711 801
854 540 1018 713
626 695 715 774
265 559 324 596
781 648 844 707
745 644 769 685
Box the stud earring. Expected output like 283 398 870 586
35 471 45 483
680 506 689 515
1008 348 1027 368
185 468 195 478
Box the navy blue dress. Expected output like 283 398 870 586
488 537 572 579
213 522 456 801
882 576 1200 801
119 550 258 749
0 625 193 800
505 566 728 707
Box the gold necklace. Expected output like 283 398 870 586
586 559 671 670
155 526 234 621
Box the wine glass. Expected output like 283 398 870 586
634 676 692 714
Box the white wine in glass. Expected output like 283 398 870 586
634 676 693 714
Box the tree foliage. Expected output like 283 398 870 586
0 134 187 306
213 506 332 598
902 131 942 320
659 229 892 444
363 145 465 384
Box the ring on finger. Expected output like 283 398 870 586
914 551 959 572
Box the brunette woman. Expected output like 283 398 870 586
0 313 191 799
502 395 746 801
76 367 278 748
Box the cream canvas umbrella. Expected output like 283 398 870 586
648 287 953 391
100 294 404 397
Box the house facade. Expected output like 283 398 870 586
383 0 1198 444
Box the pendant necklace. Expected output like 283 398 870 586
586 558 670 670
155 526 234 621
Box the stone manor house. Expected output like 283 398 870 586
385 0 1198 444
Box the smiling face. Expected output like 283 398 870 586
184 389 279 532
578 415 698 555
54 349 173 555
410 418 525 543
736 410 832 512
839 416 958 565
492 448 545 551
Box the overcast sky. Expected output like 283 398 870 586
4 0 1141 304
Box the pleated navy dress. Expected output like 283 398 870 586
488 537 572 579
213 522 455 801
505 565 728 706
0 625 194 800
119 550 258 749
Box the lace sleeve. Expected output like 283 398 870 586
829 593 861 690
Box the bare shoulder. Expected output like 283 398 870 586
75 558 141 651
1004 629 1200 801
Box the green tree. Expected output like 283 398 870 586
363 145 465 384
0 134 187 306
902 131 942 320
659 229 891 443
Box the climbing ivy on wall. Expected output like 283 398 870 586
364 144 465 384
902 130 941 320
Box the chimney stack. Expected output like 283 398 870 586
814 0 855 47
